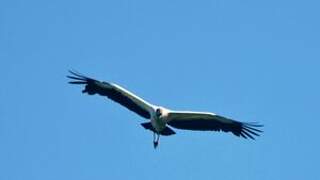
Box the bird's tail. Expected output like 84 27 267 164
141 122 176 136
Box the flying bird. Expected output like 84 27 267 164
67 71 263 148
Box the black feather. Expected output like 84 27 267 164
67 70 151 119
168 117 263 140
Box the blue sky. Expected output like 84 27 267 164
1 0 320 179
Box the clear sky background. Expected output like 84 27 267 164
1 0 320 179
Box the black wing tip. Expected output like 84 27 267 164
68 81 87 84
66 70 96 85
68 69 81 76
240 122 263 140
68 70 88 79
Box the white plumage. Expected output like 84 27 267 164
67 71 263 148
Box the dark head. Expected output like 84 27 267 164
156 108 162 117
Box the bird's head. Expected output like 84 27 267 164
156 108 162 117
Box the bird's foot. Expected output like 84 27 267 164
153 141 159 149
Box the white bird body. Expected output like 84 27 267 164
67 71 263 148
151 109 164 132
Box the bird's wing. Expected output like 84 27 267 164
167 111 263 139
67 70 155 119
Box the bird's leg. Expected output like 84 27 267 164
153 133 160 149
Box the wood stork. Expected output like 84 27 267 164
67 71 263 148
